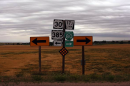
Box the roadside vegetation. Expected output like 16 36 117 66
0 44 130 84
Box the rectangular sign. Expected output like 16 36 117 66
51 30 63 40
54 40 62 46
74 36 93 46
65 20 75 30
53 19 63 29
30 37 49 46
65 41 73 47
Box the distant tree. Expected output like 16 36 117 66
102 40 106 44
128 41 130 44
112 41 115 44
120 41 124 44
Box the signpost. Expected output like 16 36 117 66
30 37 49 73
52 19 75 74
74 36 93 75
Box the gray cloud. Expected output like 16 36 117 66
0 0 130 42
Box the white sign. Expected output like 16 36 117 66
53 19 63 29
53 40 62 46
51 30 63 40
65 20 75 30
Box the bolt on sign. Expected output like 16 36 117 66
59 47 68 56
30 37 49 46
74 36 93 46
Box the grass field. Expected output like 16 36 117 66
0 44 130 83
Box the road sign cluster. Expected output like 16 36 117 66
30 19 93 75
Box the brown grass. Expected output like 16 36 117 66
0 44 130 76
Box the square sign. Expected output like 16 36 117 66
65 41 73 47
53 19 63 29
51 30 63 40
65 20 75 30
65 31 74 41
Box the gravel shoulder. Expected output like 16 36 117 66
0 82 130 86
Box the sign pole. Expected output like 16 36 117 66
62 20 65 74
39 46 41 73
82 46 85 75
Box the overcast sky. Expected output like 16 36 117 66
0 0 130 42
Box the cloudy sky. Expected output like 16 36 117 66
0 0 130 42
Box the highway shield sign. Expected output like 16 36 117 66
65 31 74 41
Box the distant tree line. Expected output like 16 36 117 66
0 41 130 46
93 40 130 45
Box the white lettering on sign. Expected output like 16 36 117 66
66 43 71 45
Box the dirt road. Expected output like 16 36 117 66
1 82 130 86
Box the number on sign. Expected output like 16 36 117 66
53 19 63 29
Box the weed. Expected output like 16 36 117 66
15 72 24 78
32 75 43 82
53 74 66 82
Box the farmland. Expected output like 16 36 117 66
0 44 130 82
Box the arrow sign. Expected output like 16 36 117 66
55 42 61 45
77 38 91 44
30 37 49 46
54 40 62 46
32 38 46 45
74 36 93 46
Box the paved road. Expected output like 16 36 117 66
1 82 130 86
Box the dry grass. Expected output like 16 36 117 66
0 44 130 77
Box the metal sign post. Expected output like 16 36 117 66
62 20 65 74
39 46 41 73
82 46 85 75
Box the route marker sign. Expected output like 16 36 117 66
65 20 75 30
65 41 73 47
30 37 49 46
53 19 63 29
74 36 93 46
59 47 68 56
54 40 62 46
51 30 63 40
65 31 74 41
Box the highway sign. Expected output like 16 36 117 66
65 20 75 30
65 31 74 41
54 40 62 46
51 30 63 40
53 19 63 29
74 36 93 46
59 47 68 56
30 37 49 46
65 41 73 47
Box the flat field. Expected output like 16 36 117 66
0 44 130 77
